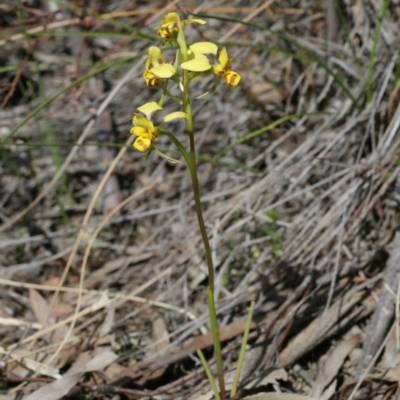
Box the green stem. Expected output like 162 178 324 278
181 68 214 289
187 132 214 290
177 20 225 398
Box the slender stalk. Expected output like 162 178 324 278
183 77 225 400
187 134 215 290
181 65 215 289
177 18 225 398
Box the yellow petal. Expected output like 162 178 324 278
134 137 151 152
163 111 188 122
148 46 162 67
151 63 175 78
130 126 149 137
189 42 218 55
159 12 179 28
183 18 207 26
181 57 211 72
224 70 241 87
137 102 163 119
219 46 229 68
133 114 154 132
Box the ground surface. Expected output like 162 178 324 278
1 1 400 399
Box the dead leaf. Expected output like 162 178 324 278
25 374 83 400
310 333 360 398
84 348 118 372
52 302 72 318
29 289 69 347
152 314 169 354
379 328 398 369
105 362 129 380
103 174 123 214
142 314 170 381
65 351 92 376
319 380 337 400
29 289 51 326
246 368 289 389
67 347 118 375
25 348 118 400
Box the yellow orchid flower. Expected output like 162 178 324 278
130 114 156 152
157 12 206 40
212 47 241 87
130 102 188 152
180 42 218 72
130 102 162 151
143 46 176 87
